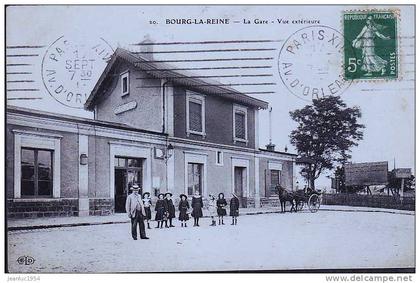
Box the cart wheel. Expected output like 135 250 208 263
308 194 321 213
297 200 304 211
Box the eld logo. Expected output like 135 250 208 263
17 255 35 265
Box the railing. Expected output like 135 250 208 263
322 193 415 211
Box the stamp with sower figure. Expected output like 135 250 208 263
343 10 398 80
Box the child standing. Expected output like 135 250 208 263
164 192 176 228
230 193 240 225
208 194 217 226
142 192 152 229
191 190 203 227
155 193 168 228
216 193 227 225
178 194 190 227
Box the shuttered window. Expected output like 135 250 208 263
189 101 203 133
235 112 246 139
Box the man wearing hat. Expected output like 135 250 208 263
125 184 149 240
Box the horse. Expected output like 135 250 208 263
275 185 298 213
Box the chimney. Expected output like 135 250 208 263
139 34 154 60
266 143 276 152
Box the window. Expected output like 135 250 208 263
235 112 246 139
186 92 205 136
216 151 223 166
121 71 129 96
189 101 202 132
187 163 203 196
21 148 53 197
270 170 281 196
233 105 248 142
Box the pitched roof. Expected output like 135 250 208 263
85 48 269 111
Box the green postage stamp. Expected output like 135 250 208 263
343 11 398 80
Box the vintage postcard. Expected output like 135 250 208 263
4 5 415 274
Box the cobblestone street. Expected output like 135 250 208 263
7 211 414 272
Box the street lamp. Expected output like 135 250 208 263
165 143 174 161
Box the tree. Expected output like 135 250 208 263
290 96 365 189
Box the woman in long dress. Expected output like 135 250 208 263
352 16 391 76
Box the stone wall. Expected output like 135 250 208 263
7 198 78 218
260 197 281 207
89 198 113 216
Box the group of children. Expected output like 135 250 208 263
140 190 241 228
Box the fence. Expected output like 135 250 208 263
322 193 415 211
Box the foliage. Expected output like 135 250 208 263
290 96 365 188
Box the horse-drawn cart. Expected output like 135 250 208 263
296 191 322 213
276 185 322 213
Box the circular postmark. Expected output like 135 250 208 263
42 36 114 109
278 25 354 101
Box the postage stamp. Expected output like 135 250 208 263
343 10 398 80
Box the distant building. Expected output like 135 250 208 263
6 46 296 218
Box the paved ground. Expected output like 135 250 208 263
7 205 414 230
7 210 414 272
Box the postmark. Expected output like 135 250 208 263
42 36 114 108
343 10 398 80
278 25 353 101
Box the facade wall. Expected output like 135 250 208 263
258 156 294 197
6 124 80 198
88 135 98 198
6 122 83 218
171 143 258 207
6 108 294 218
60 132 79 198
95 61 163 133
151 151 167 196
173 86 256 149
6 125 15 199
88 136 111 198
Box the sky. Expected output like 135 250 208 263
6 5 415 188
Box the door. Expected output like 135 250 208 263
187 163 203 196
234 166 247 208
114 157 144 213
127 169 142 192
114 169 127 213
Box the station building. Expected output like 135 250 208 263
6 47 296 218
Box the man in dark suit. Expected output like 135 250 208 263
125 184 149 240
